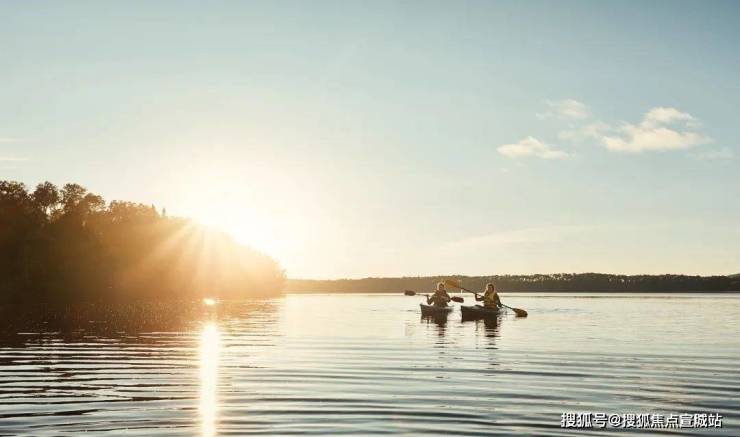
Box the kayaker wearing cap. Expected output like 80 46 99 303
476 283 501 309
427 282 451 307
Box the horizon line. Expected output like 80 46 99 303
288 271 740 281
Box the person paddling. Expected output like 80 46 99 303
475 283 501 309
427 282 452 307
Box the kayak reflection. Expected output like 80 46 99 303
420 312 449 329
482 315 501 336
474 313 502 343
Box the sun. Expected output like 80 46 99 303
192 204 283 258
172 176 294 263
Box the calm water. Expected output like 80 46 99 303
1 293 738 435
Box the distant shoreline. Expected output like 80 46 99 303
287 290 740 294
288 273 740 294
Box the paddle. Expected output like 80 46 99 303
444 280 528 317
404 290 464 303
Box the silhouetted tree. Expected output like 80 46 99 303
31 181 60 220
61 183 86 213
0 180 285 304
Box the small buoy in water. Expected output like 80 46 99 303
203 298 216 306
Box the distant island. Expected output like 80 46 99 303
0 180 285 304
288 273 740 293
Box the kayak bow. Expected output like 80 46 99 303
460 305 502 319
420 303 453 316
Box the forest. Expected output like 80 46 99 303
288 273 740 294
0 180 285 304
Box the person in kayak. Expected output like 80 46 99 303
476 283 502 309
427 282 451 307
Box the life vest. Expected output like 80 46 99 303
483 290 499 308
430 291 450 306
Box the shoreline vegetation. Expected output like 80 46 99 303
288 274 740 294
3 181 737 304
0 180 285 305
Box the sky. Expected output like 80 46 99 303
2 1 739 278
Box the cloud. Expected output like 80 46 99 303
602 107 710 153
518 103 710 158
558 121 611 142
0 156 29 162
689 147 734 160
538 99 590 120
642 107 698 128
0 137 30 162
443 225 596 251
497 136 568 159
0 138 27 143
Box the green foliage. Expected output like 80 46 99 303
0 180 285 304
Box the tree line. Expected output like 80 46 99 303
288 273 740 293
0 180 285 304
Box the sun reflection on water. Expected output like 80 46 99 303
199 323 220 437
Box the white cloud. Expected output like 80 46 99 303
521 102 710 158
642 107 698 128
538 99 590 120
602 107 710 153
497 136 568 159
558 121 611 141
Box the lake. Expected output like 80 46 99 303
1 293 738 435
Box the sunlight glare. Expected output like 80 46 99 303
199 323 220 437
189 201 283 259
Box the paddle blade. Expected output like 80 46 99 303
404 290 417 296
444 279 462 289
511 307 528 317
451 296 464 303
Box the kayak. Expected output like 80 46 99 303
420 303 453 316
461 305 502 319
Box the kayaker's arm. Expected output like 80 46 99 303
474 293 483 302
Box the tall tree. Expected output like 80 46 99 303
61 183 87 213
31 181 60 220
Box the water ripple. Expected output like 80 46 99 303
0 294 738 435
